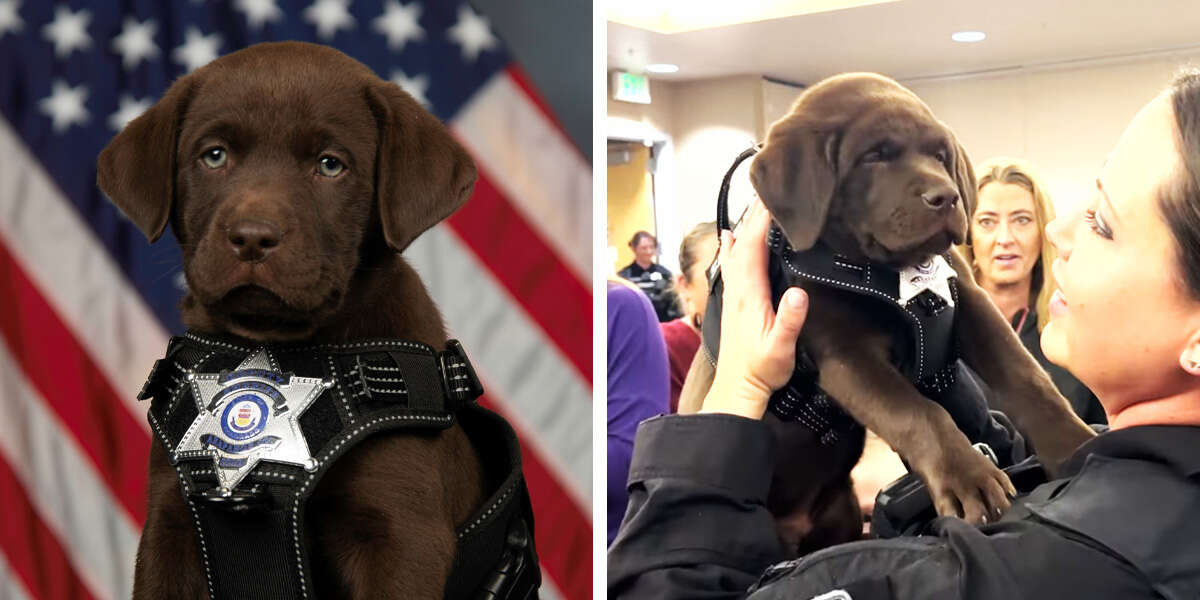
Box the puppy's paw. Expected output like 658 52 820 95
916 442 1016 525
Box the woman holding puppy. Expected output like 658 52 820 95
609 72 1200 599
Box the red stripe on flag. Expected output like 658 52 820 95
0 453 95 600
0 235 149 524
479 397 590 600
504 65 585 163
446 171 592 383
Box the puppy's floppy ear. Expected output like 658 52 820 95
367 82 477 252
951 138 977 242
749 120 837 251
97 77 196 243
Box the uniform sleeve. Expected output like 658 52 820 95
607 414 785 599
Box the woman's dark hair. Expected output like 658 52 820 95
1162 69 1200 300
678 221 717 283
628 230 657 249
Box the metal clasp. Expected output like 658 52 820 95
190 486 272 513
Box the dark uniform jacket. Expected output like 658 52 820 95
608 414 1200 599
618 261 683 323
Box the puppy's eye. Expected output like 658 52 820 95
935 148 950 166
861 143 897 164
201 147 227 169
317 156 345 177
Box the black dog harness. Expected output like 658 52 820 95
704 145 961 446
139 332 539 599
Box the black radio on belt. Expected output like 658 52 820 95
871 446 1049 538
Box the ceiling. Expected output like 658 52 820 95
607 0 1200 85
607 0 899 34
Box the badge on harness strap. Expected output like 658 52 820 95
897 254 956 307
173 349 331 491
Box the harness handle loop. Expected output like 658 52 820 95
710 143 762 285
716 143 762 233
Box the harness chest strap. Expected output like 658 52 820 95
139 333 539 600
701 227 961 442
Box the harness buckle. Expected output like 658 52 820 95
478 518 538 600
138 359 166 401
190 485 272 512
439 339 483 408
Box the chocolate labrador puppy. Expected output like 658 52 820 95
99 42 485 598
680 73 1095 555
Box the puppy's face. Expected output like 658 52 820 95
751 73 976 268
98 42 477 342
826 104 968 266
174 64 378 339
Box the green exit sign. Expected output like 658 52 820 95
612 71 651 104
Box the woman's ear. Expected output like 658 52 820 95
1180 328 1200 375
675 273 692 312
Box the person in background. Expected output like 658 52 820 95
619 231 683 322
660 222 719 412
968 158 1106 424
607 278 670 546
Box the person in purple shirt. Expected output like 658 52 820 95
607 279 670 545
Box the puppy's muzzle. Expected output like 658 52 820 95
227 219 283 263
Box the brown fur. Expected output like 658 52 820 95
680 73 1094 556
98 42 484 599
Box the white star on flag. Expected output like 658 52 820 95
447 4 497 62
42 6 91 59
373 1 423 51
0 0 24 39
172 27 222 73
111 17 159 71
391 70 429 107
235 0 283 30
303 0 355 40
108 94 153 131
39 79 89 132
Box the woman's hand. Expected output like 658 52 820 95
700 199 810 420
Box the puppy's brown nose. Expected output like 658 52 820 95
921 188 959 210
227 219 282 262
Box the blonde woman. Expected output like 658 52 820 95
968 158 1105 424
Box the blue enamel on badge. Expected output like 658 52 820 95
173 348 331 491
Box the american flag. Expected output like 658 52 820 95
0 1 591 599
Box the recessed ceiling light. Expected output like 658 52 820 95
646 63 680 74
951 31 986 43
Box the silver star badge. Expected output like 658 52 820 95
897 254 956 308
174 349 331 491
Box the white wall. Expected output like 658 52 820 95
607 76 676 140
906 50 1200 215
667 76 762 237
761 78 804 135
